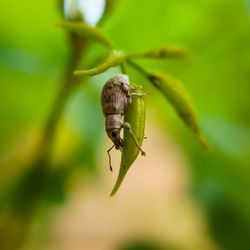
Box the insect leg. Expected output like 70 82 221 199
131 92 148 97
123 122 146 156
130 84 140 89
107 144 115 171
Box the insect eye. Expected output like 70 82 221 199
111 131 117 137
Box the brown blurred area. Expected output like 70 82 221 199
23 118 218 250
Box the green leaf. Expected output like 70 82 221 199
58 21 113 48
128 45 191 60
74 50 126 76
110 89 146 196
148 70 210 149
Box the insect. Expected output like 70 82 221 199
101 74 146 171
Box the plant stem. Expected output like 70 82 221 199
127 60 149 79
0 34 87 250
42 35 87 153
120 63 127 74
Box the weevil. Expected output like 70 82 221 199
101 74 146 171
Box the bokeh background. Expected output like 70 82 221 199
0 0 250 249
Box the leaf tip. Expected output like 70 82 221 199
73 70 85 76
110 182 121 197
110 190 116 197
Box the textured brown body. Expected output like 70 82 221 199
101 74 132 116
101 74 132 150
101 74 146 170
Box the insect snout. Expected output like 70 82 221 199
110 130 124 149
114 137 124 149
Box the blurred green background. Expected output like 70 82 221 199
0 0 250 249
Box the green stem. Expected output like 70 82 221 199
127 60 149 79
126 52 147 59
0 34 87 250
42 35 86 153
120 63 127 74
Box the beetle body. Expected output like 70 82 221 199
102 74 146 171
102 74 132 115
101 74 132 149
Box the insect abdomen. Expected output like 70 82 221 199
101 76 132 115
